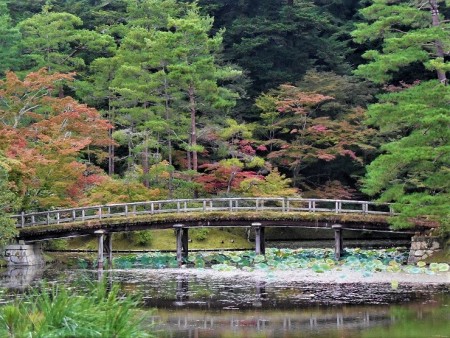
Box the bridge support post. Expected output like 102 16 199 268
174 224 188 266
332 224 344 260
252 222 265 255
95 230 105 269
105 233 113 267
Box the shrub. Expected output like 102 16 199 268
132 230 153 246
192 228 209 241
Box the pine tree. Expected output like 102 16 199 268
0 0 22 75
18 8 115 74
353 0 450 230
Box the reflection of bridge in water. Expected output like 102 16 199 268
149 309 391 336
6 197 432 267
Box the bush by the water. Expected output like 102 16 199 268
192 228 210 241
132 230 153 246
0 282 152 337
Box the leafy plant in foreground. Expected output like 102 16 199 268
0 282 152 338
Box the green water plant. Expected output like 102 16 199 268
0 282 152 338
112 247 450 277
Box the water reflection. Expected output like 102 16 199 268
149 307 393 338
0 267 448 337
0 265 43 290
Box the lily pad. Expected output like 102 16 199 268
438 263 449 272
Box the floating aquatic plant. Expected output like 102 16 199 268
110 248 447 276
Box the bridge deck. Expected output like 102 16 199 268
10 197 418 242
13 197 393 228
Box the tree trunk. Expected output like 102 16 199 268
163 75 173 166
142 138 149 188
429 0 448 84
108 103 115 176
188 84 198 171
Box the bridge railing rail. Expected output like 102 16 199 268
11 197 393 228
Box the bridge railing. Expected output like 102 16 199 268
11 197 393 228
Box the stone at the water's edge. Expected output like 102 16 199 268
408 236 444 264
414 250 425 257
4 244 45 266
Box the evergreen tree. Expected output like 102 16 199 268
193 0 350 95
353 0 450 229
18 8 115 74
0 0 22 75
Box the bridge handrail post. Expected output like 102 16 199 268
335 201 341 214
81 209 86 221
389 205 394 215
150 202 154 214
125 205 128 217
99 207 102 219
72 209 76 221
47 212 50 225
229 200 233 212
21 211 25 228
362 202 368 214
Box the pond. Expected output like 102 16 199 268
1 248 449 337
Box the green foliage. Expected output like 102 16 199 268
0 1 22 75
113 247 447 276
132 230 153 246
198 0 351 94
0 164 19 246
352 0 450 83
362 81 450 230
0 282 152 337
238 168 298 197
191 228 210 241
18 11 115 73
85 176 163 205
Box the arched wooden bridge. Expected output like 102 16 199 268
7 197 432 267
12 197 397 237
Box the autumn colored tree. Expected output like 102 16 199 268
238 168 298 197
196 159 263 195
255 75 376 197
0 69 112 209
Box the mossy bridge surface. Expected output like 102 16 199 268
12 197 429 242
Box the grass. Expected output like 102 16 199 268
0 282 153 338
65 228 252 251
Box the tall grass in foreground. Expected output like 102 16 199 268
0 282 152 337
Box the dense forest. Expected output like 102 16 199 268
0 0 449 244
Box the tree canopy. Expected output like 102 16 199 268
0 0 448 238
